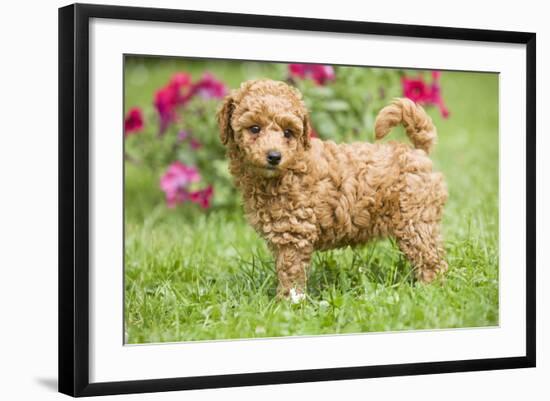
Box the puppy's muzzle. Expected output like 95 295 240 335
267 150 282 166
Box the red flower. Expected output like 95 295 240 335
402 77 431 103
154 73 193 135
192 73 227 99
402 71 449 118
160 161 201 208
170 72 192 89
154 89 176 134
189 185 214 209
124 107 144 136
289 64 335 85
431 71 442 80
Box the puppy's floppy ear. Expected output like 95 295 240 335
301 113 312 149
217 94 235 146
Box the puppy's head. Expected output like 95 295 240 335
217 79 311 177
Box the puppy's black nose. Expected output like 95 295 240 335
267 151 282 166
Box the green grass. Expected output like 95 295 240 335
124 60 499 343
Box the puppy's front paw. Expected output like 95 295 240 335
289 288 306 304
277 287 306 303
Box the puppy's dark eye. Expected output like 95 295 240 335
249 125 261 134
283 129 293 139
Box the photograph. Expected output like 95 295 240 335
54 2 537 397
123 56 499 344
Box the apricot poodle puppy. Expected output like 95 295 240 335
218 79 448 301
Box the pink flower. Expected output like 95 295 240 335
160 162 213 209
190 185 214 209
154 72 227 134
160 161 201 208
289 64 335 85
154 73 193 135
154 88 179 135
154 89 176 134
124 107 144 136
402 77 431 103
170 72 192 88
192 73 227 99
402 71 449 118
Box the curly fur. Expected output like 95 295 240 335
218 79 448 299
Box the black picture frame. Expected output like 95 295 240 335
58 3 536 397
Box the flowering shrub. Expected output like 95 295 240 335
288 64 449 143
289 64 402 143
154 72 227 135
125 60 449 211
125 69 231 210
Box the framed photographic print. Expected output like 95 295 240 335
58 3 536 397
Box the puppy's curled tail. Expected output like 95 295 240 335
374 98 436 154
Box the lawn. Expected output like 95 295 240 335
124 59 499 343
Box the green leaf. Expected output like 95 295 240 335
323 99 350 112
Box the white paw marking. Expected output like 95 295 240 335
289 288 305 304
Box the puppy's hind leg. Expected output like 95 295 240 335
396 222 447 283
